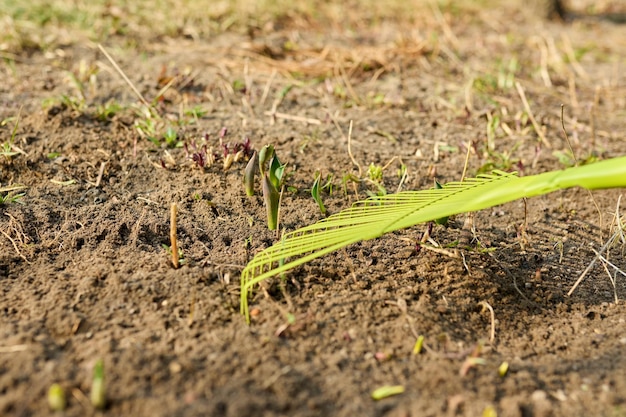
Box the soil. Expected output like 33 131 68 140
1 2 626 416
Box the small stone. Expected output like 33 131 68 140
531 390 548 402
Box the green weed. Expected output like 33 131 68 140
163 126 182 148
0 191 25 205
0 110 24 159
95 101 123 121
90 359 106 410
553 149 599 168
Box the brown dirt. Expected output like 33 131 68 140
1 2 626 416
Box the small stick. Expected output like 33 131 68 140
262 111 321 125
381 155 398 171
346 120 362 177
396 158 409 193
0 344 28 353
566 228 625 298
593 248 619 304
480 301 496 344
460 141 471 182
260 69 277 107
515 81 551 149
420 245 459 258
94 162 107 188
71 388 91 410
170 203 179 269
153 75 179 104
560 105 602 241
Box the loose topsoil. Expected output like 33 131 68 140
1 1 626 416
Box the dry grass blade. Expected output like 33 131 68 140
98 44 152 110
569 196 625 299
515 81 551 149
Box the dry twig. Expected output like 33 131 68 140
170 203 179 269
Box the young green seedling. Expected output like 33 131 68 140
371 385 405 400
48 383 66 411
262 173 280 230
498 361 509 377
244 151 258 197
269 154 285 189
91 359 106 410
412 335 425 355
0 191 25 205
257 143 272 168
311 171 327 215
163 126 181 148
367 163 383 183
243 144 286 230
1 108 25 158
366 163 387 196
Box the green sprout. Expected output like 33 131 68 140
496 56 518 90
0 192 25 205
135 117 158 146
95 100 123 121
486 112 500 152
366 163 387 197
483 405 498 417
341 173 360 195
262 174 280 230
367 163 383 183
161 243 185 265
0 185 26 205
268 151 285 190
91 359 106 410
1 108 24 159
412 335 425 355
184 105 207 120
478 141 521 175
59 94 86 113
243 144 286 230
498 361 509 377
553 149 599 168
48 383 66 412
371 385 405 400
311 171 327 216
163 126 181 148
244 151 258 197
232 79 246 92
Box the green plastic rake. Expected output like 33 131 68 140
241 156 626 322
